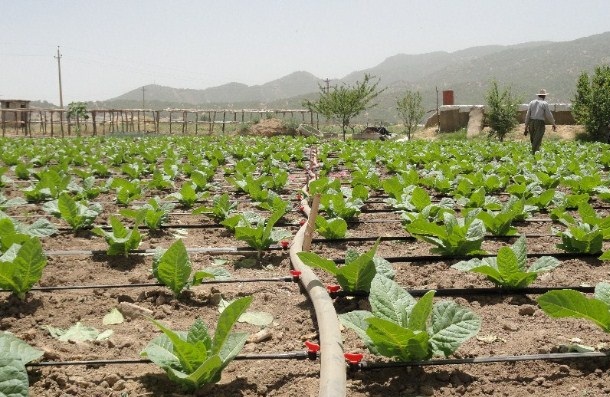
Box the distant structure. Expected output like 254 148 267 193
0 99 30 127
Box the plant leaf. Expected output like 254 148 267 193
369 275 416 327
538 289 610 332
102 308 124 325
408 290 435 331
366 317 430 361
154 239 192 295
429 301 481 357
212 296 253 355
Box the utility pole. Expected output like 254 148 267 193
323 78 330 93
55 46 64 109
142 86 145 109
55 46 65 137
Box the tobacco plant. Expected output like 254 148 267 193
152 239 229 296
405 211 486 256
43 193 103 232
340 275 480 361
194 193 237 223
121 197 175 231
141 296 253 390
234 205 291 257
93 216 142 257
0 236 47 299
452 235 560 288
297 240 394 293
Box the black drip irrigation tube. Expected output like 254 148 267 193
0 276 299 294
331 251 601 264
350 351 610 372
329 285 596 299
26 351 317 368
313 233 556 244
44 245 289 257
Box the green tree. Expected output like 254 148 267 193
304 74 384 140
572 65 610 142
67 102 90 134
485 81 520 142
396 90 425 140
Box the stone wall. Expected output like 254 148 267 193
424 104 575 132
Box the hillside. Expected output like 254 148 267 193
95 32 610 122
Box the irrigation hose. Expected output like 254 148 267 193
289 150 347 397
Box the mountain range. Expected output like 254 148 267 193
83 31 610 122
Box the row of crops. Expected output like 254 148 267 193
1 135 610 396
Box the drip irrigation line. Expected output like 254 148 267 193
331 285 596 299
313 233 555 244
332 252 600 264
45 246 288 257
46 220 302 233
354 351 610 371
341 218 556 226
3 276 296 293
26 351 313 368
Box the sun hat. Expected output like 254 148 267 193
537 89 548 96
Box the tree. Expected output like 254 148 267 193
572 65 610 142
304 74 384 140
396 90 425 140
67 102 90 134
485 81 520 142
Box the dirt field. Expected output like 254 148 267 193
2 131 610 397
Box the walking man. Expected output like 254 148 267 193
524 89 556 154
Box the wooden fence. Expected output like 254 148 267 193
0 108 318 137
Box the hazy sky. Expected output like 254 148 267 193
2 0 609 105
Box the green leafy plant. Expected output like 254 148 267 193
93 216 142 257
0 212 58 239
538 282 610 332
148 170 174 191
234 206 291 257
23 168 72 202
43 193 103 231
171 183 207 209
452 235 560 288
0 331 43 397
110 177 143 206
0 236 47 299
340 275 480 360
405 212 486 256
555 222 603 254
14 162 31 180
474 196 526 236
121 197 175 231
194 193 237 223
319 193 364 221
141 296 252 390
315 215 348 239
297 240 394 293
152 239 229 296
